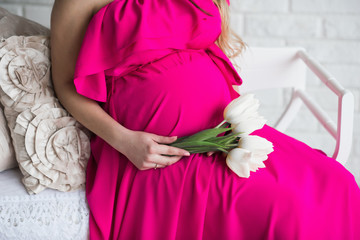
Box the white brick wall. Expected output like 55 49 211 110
292 0 360 13
0 0 359 183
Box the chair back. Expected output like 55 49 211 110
230 47 354 164
232 47 307 94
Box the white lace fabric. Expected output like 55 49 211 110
0 168 90 239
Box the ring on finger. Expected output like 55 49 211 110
154 163 158 170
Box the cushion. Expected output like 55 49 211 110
0 7 50 40
0 35 91 194
0 106 15 171
0 7 50 172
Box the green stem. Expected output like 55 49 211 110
215 120 227 128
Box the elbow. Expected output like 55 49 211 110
51 73 76 103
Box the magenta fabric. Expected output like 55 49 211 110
73 0 240 102
73 0 360 239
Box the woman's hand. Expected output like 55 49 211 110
115 130 190 170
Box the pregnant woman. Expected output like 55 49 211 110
50 0 360 239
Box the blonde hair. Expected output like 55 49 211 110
189 0 246 59
213 0 246 59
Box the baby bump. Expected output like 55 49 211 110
106 49 232 137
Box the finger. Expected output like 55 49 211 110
156 164 166 168
207 151 215 156
141 162 167 170
152 163 167 169
156 144 190 156
151 155 183 166
152 134 178 144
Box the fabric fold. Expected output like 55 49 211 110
72 0 240 102
205 43 242 99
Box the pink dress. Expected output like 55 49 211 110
73 0 360 239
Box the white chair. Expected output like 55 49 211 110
232 47 354 165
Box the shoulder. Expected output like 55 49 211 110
51 0 113 20
92 0 114 16
50 0 113 82
50 0 115 37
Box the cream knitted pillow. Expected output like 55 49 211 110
0 7 50 172
0 35 91 194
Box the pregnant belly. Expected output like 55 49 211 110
105 49 232 137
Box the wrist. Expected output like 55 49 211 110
106 123 134 154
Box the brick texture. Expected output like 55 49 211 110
292 0 360 13
0 0 359 183
246 14 322 38
324 16 360 40
231 0 288 13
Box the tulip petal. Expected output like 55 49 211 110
227 161 251 178
224 94 266 135
252 153 269 162
224 94 257 124
249 159 266 172
239 135 274 155
226 148 252 178
233 118 267 135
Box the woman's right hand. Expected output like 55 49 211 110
114 130 191 170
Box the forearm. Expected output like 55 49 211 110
54 81 130 153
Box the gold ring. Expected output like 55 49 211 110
154 163 158 169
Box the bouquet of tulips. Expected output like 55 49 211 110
168 94 274 178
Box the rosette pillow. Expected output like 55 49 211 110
0 7 50 172
0 35 91 194
0 107 14 171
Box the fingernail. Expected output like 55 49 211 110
185 152 190 156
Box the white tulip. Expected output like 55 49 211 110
223 94 258 123
223 94 267 136
232 115 267 137
225 135 274 178
238 135 274 171
226 148 252 178
238 135 274 156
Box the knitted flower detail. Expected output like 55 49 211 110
14 103 91 194
0 35 53 111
